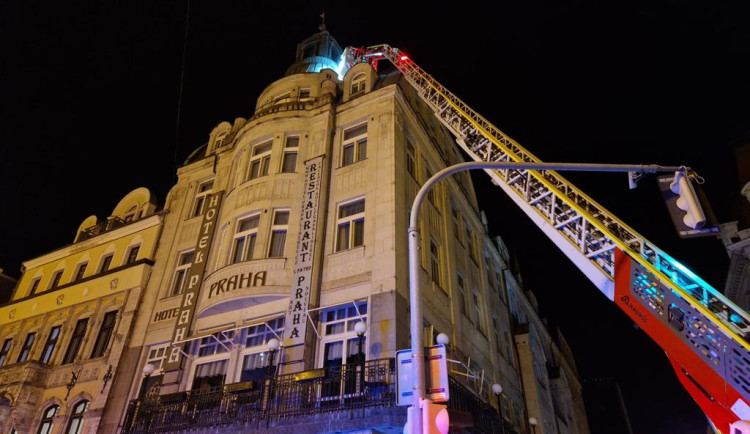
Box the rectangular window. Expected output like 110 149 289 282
485 257 494 289
430 239 441 287
126 245 140 264
342 124 367 166
299 88 311 99
192 359 228 391
281 136 299 173
74 262 88 281
320 302 367 370
196 331 234 357
192 180 215 218
91 311 118 358
451 207 461 241
49 270 63 290
472 290 483 330
248 141 272 180
232 214 260 263
492 316 502 352
336 199 365 252
62 318 89 365
99 254 113 273
40 326 61 364
423 159 435 203
29 278 41 295
171 250 195 296
17 332 35 363
146 344 168 372
0 339 11 367
466 226 477 262
406 140 416 178
457 275 467 316
268 210 290 257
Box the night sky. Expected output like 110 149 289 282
2 2 750 432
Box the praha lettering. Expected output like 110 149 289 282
208 271 266 299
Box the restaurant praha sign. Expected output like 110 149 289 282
163 191 223 371
284 156 323 347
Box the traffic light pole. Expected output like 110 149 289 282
408 161 685 434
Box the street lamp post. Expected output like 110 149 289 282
355 321 367 394
408 161 683 434
140 363 155 400
492 383 506 434
529 417 538 434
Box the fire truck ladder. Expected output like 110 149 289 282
345 44 750 431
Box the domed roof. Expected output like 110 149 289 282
285 30 343 76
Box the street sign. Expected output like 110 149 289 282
396 344 449 406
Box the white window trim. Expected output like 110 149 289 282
248 141 273 180
191 179 215 218
341 124 367 167
335 197 365 252
231 213 261 263
169 249 195 297
316 301 369 369
268 209 290 257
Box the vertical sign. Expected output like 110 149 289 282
284 156 323 347
163 191 224 371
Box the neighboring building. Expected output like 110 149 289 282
0 270 16 305
0 188 164 434
117 29 589 434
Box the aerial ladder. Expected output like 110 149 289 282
343 45 750 433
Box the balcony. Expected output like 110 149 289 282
122 358 513 433
77 216 129 242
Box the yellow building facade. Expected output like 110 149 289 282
0 188 163 434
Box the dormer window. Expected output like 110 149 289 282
351 73 366 96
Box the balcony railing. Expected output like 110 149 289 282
122 358 396 433
77 216 128 242
122 358 515 433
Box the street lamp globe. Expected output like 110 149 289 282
267 337 280 352
529 417 538 427
492 383 503 395
354 321 366 336
142 363 155 377
436 333 449 345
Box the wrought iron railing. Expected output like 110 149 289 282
122 358 396 433
448 376 517 434
77 216 128 242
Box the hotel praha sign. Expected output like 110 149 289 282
163 191 224 371
284 156 323 347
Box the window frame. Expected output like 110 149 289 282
191 179 215 218
268 209 290 258
280 136 299 173
335 198 365 252
40 325 62 364
170 249 195 296
457 274 468 317
64 400 89 434
406 139 417 179
317 302 368 369
231 213 261 263
236 317 285 383
73 262 88 282
91 311 118 358
37 404 59 434
125 245 140 265
248 141 273 180
62 318 89 365
49 270 64 290
429 239 441 287
350 73 366 96
341 124 367 167
98 253 114 273
17 332 36 363
0 338 12 367
29 277 41 295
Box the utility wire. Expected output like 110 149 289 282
173 0 191 185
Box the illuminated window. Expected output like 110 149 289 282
239 317 284 382
64 400 88 434
37 405 59 434
351 73 366 95
0 339 12 367
91 311 117 358
40 326 61 364
319 302 367 368
125 245 140 264
146 344 168 373
49 270 63 290
342 124 367 167
17 332 36 363
62 318 88 365
73 262 88 281
170 250 195 296
191 180 214 218
268 210 290 258
430 239 441 287
336 199 365 252
248 141 272 180
29 278 41 295
406 140 416 178
232 214 260 263
99 254 113 273
281 137 299 173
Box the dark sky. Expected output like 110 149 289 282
2 2 749 432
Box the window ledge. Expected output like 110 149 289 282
329 245 365 260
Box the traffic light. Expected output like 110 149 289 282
422 399 450 434
668 171 706 230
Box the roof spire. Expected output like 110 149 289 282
318 11 326 31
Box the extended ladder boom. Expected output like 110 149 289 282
345 44 750 432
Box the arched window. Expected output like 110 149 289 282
37 404 59 434
65 400 88 434
350 73 366 95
